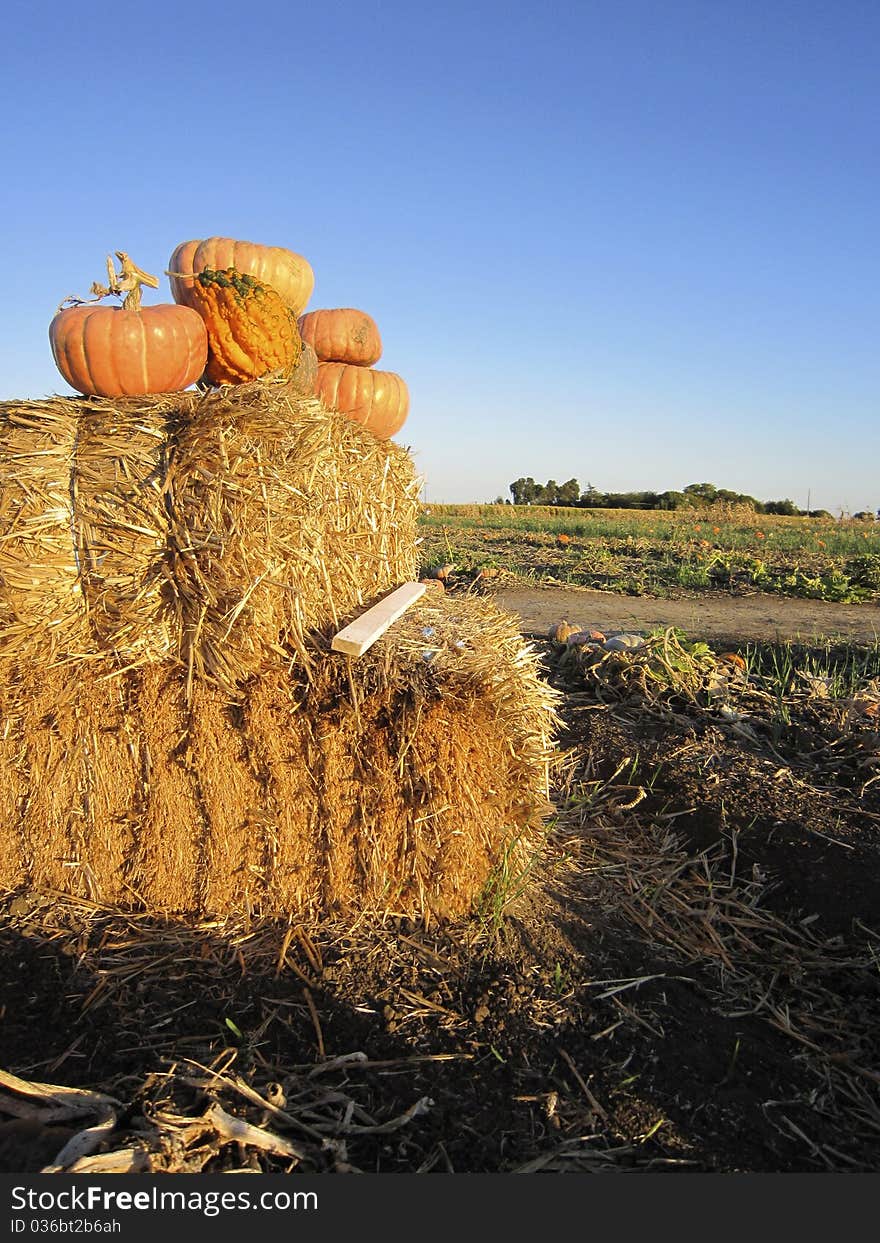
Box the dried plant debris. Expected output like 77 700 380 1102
556 627 880 793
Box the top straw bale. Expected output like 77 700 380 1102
0 379 421 687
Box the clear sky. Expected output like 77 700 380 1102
2 0 877 514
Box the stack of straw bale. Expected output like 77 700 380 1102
0 597 557 918
0 380 558 919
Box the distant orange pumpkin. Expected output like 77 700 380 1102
548 620 582 643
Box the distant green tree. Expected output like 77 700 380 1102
555 478 581 506
657 490 686 510
683 482 718 504
509 477 540 505
603 491 660 509
508 478 816 514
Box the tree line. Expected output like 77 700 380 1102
502 478 839 517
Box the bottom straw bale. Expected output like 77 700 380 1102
0 597 559 919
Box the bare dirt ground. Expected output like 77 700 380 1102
494 583 880 646
1 589 878 1175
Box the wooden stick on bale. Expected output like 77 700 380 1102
331 582 426 657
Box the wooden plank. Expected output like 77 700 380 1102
331 582 427 658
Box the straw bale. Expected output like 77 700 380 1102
73 402 179 663
0 596 559 920
0 381 420 687
0 404 83 661
0 395 187 668
164 380 421 688
0 658 143 899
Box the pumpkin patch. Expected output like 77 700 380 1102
50 240 411 438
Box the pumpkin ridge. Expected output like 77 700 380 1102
85 308 113 396
165 305 186 390
52 310 81 394
164 303 190 390
137 311 151 394
83 312 102 393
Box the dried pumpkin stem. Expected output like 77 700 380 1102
114 252 160 312
56 252 160 313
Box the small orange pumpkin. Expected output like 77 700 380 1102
298 308 382 366
548 620 582 644
169 237 314 318
315 361 409 440
49 252 208 398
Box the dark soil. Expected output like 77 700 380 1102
1 597 879 1175
494 582 880 647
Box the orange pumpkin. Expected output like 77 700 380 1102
298 308 382 366
185 267 301 387
315 362 409 440
49 253 208 398
169 237 314 318
547 620 582 644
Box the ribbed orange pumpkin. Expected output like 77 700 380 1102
49 255 208 398
315 362 409 440
187 268 301 387
169 237 314 318
298 308 382 366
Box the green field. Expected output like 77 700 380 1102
418 503 880 601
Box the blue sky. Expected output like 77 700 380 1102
3 0 878 513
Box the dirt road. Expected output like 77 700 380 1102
492 583 880 646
